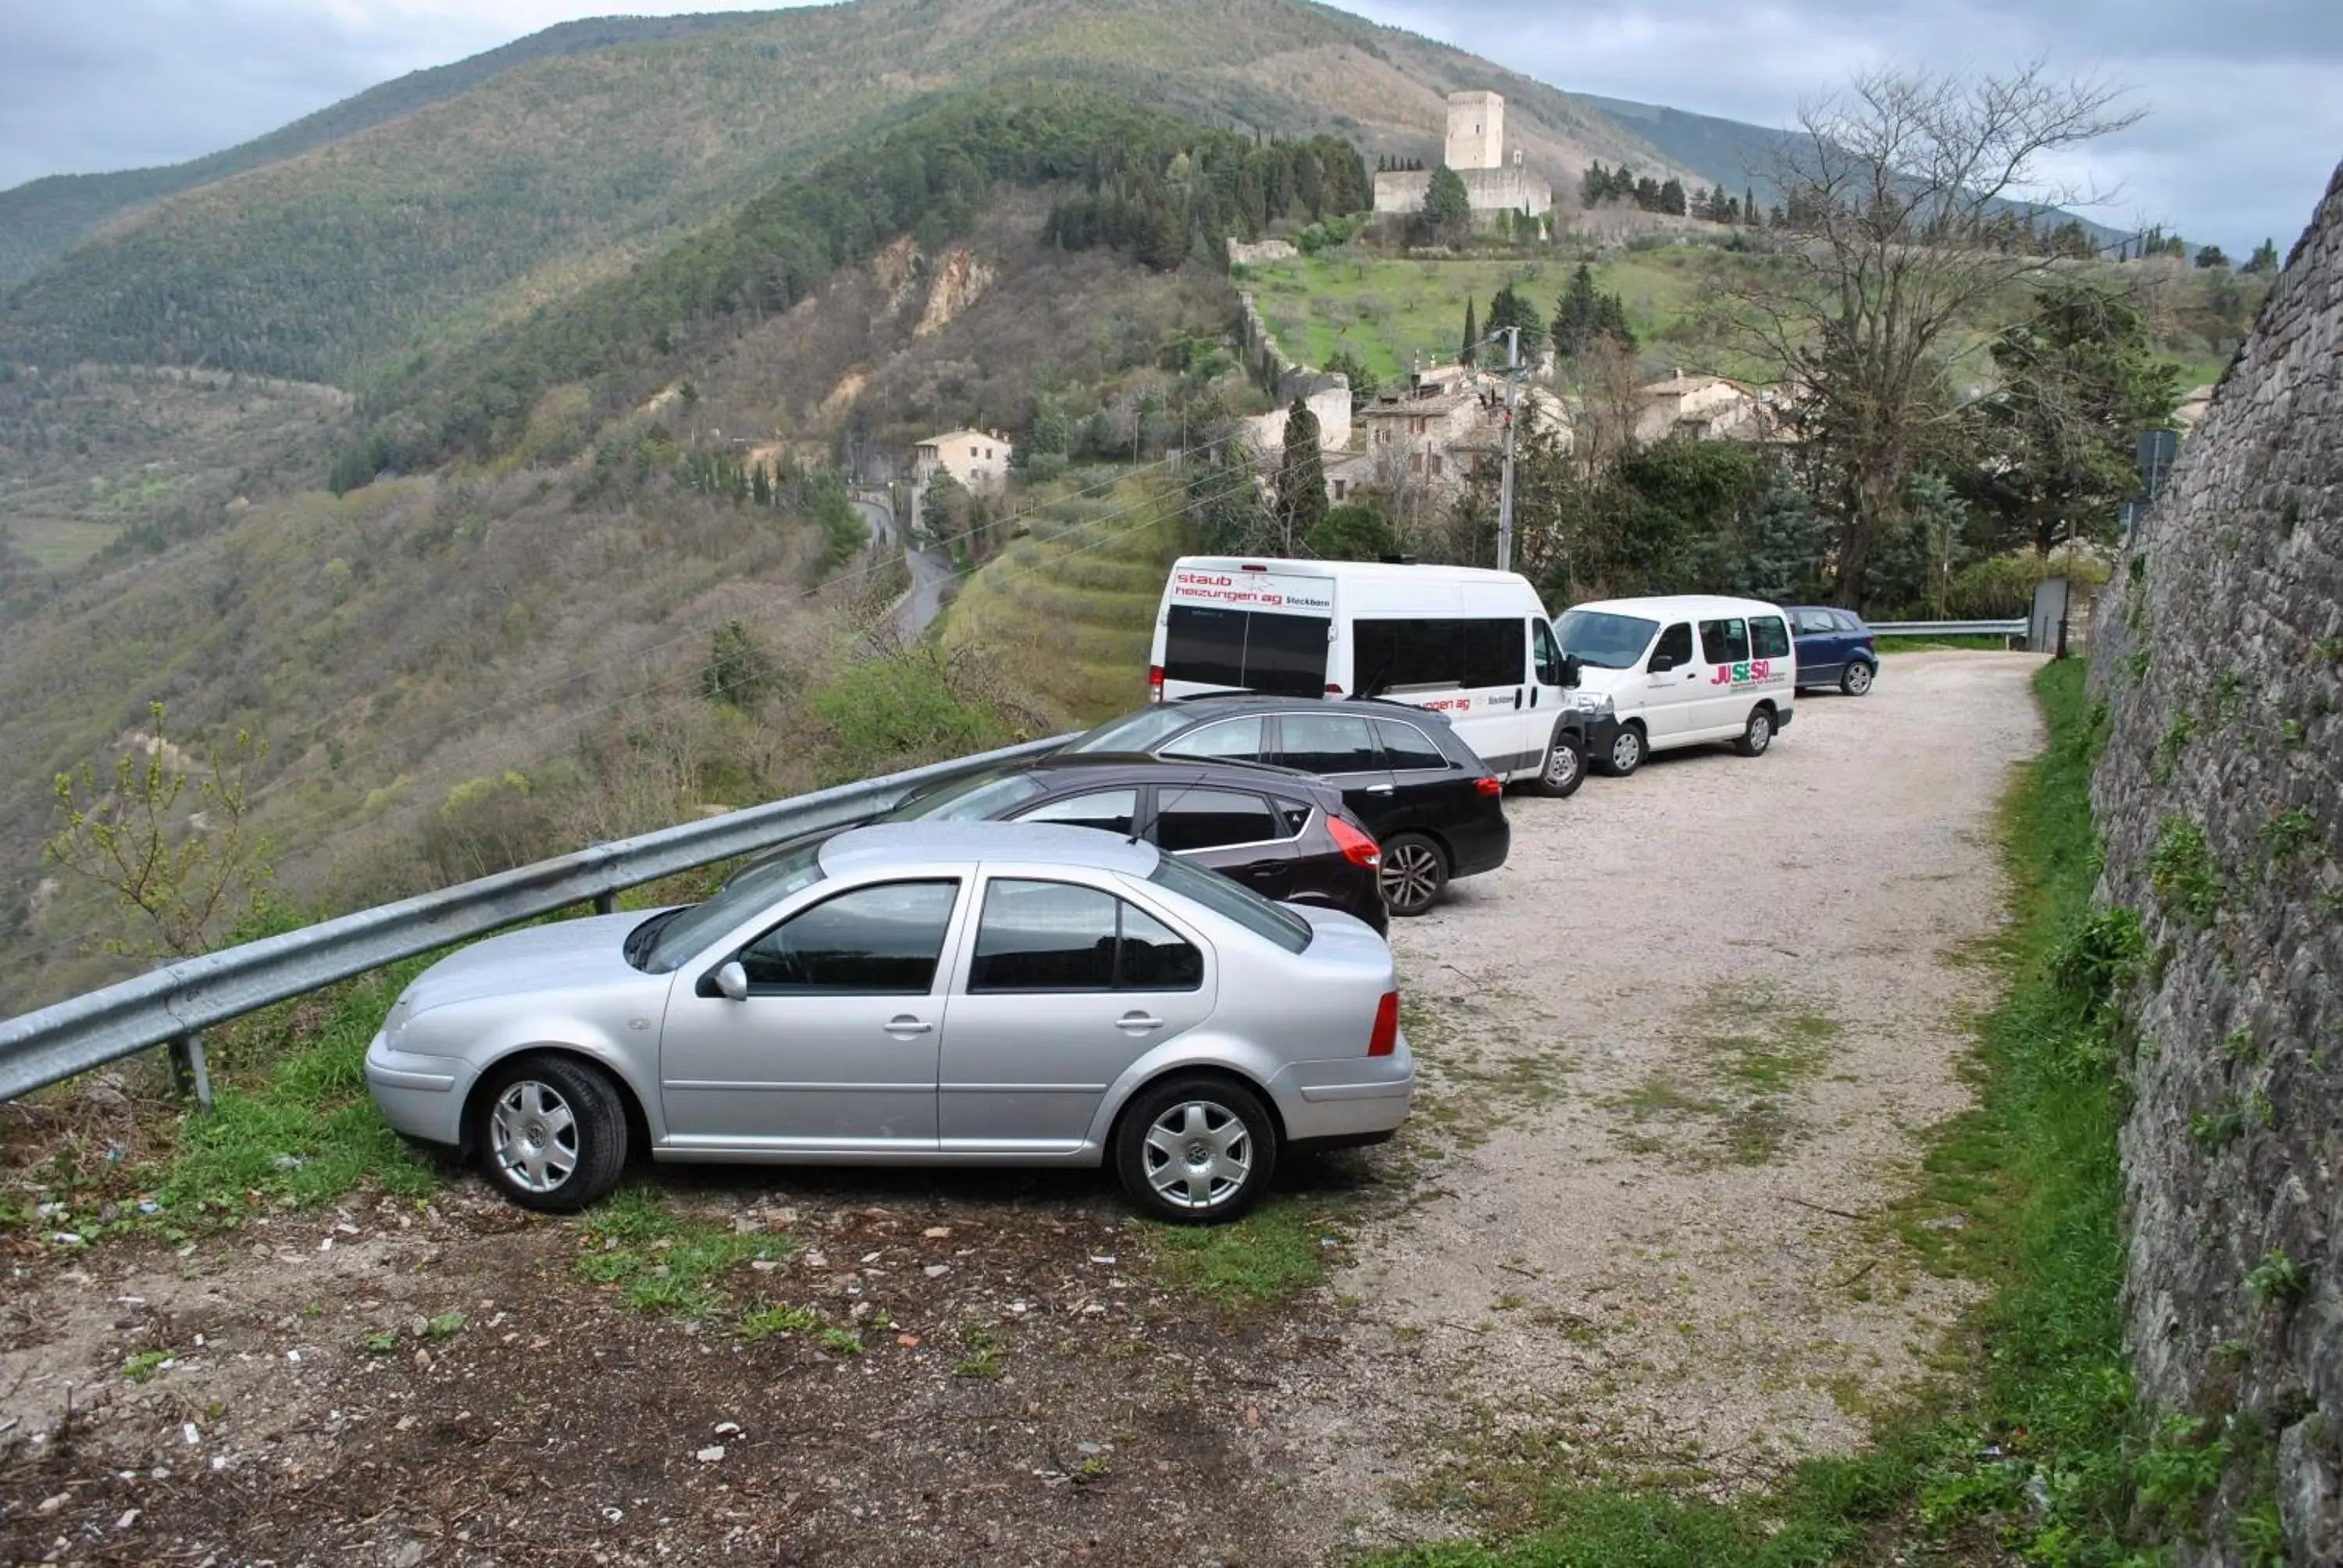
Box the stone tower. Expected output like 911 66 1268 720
1444 91 1503 172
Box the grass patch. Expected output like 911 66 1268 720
573 1183 797 1319
1605 987 1841 1167
150 953 442 1224
1142 1196 1349 1308
1874 634 2023 654
1370 661 2176 1565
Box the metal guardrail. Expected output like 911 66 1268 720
1867 618 2028 640
0 735 1070 1106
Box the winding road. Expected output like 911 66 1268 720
854 496 954 643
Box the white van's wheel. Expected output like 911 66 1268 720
1535 731 1586 798
1599 725 1646 777
1736 707 1774 757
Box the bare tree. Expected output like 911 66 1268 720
1731 63 2142 602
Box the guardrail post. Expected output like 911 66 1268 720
168 1033 214 1112
593 892 617 915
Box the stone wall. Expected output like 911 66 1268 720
2088 161 2343 1565
1371 166 1553 219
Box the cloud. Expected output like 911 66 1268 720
1343 0 2341 251
1 0 2331 249
0 1 789 190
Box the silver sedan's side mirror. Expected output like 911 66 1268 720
712 961 749 1002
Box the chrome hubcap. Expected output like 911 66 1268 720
1143 1100 1251 1210
1381 843 1441 911
1611 733 1640 772
1750 715 1771 751
1545 743 1578 787
490 1080 578 1194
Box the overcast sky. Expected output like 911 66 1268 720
2 0 2334 252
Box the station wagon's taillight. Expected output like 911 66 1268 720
1368 991 1400 1057
1475 776 1503 797
1328 815 1381 869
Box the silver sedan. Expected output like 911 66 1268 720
365 821 1414 1221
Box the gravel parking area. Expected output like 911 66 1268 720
1 651 2044 1566
1286 650 2050 1549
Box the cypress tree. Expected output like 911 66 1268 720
1462 298 1479 365
1276 397 1328 550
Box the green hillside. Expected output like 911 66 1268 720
0 12 780 290
0 0 1692 390
942 479 1193 725
1243 244 2263 391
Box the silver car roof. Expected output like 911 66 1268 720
818 819 1163 877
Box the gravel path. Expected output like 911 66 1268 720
1287 650 2049 1552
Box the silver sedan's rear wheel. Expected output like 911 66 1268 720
475 1056 628 1213
1114 1074 1277 1223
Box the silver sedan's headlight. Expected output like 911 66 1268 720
381 994 415 1046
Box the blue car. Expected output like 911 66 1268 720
1787 606 1878 696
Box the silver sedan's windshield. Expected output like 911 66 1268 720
1557 609 1660 669
1063 706 1199 754
638 844 824 973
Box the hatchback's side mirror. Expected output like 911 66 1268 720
1563 653 1583 689
710 961 749 1002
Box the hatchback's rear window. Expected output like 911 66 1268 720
1164 605 1328 697
1146 853 1311 954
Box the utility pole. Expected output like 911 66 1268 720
1496 326 1520 575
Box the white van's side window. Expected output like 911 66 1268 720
1650 623 1694 668
1533 621 1566 686
1699 618 1750 664
1750 617 1792 661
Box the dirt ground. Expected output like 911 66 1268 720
1 652 2044 1566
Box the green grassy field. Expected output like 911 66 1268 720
1242 248 1746 385
1240 244 2251 394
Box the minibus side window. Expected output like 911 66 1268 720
1750 617 1791 661
1699 618 1750 665
1649 623 1693 670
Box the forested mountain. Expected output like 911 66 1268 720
0 12 782 290
0 0 1690 389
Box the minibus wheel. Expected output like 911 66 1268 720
1599 725 1646 777
1735 706 1775 757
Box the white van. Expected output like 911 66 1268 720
1147 557 1605 796
1553 594 1797 775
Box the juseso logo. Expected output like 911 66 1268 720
1709 657 1785 687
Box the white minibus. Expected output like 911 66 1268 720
1146 557 1605 796
1551 594 1797 775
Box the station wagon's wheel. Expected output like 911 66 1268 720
1841 661 1875 696
1114 1074 1278 1224
475 1055 628 1213
1599 724 1646 777
1378 832 1450 917
1533 729 1586 798
1736 705 1775 757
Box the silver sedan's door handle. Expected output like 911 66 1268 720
883 1015 933 1038
1116 1012 1165 1034
1366 784 1395 795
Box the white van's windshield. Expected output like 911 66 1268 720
1557 609 1660 670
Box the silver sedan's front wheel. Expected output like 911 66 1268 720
1114 1074 1278 1223
492 1078 578 1194
475 1055 629 1213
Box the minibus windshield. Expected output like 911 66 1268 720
1557 609 1660 669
